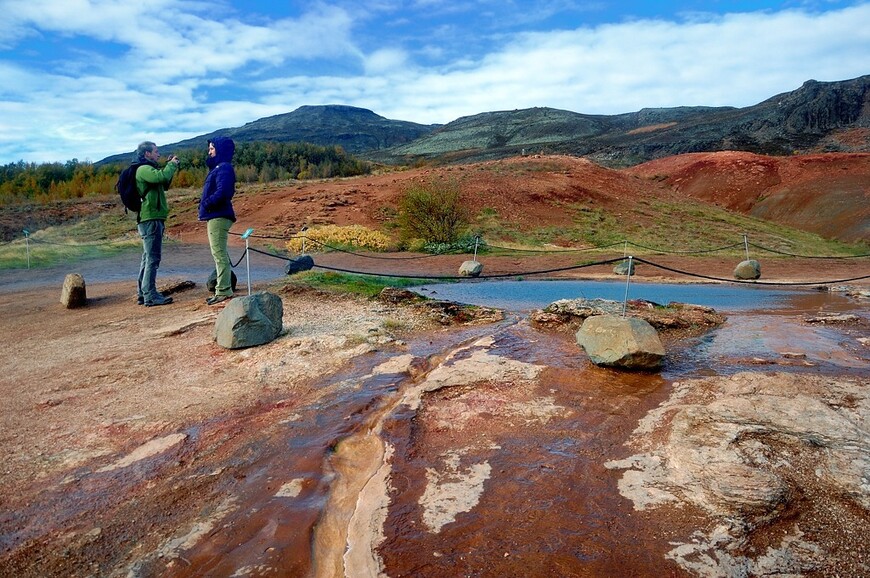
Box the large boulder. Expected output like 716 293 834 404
214 292 284 349
61 273 86 308
458 260 483 277
575 314 664 370
734 259 761 280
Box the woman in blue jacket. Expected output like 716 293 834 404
199 137 237 305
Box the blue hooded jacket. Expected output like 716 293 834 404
198 136 237 222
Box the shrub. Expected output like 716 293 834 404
397 178 468 244
286 224 391 253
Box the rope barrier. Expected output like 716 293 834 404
748 242 870 259
244 240 868 286
469 240 748 255
630 257 870 286
231 250 247 268
311 257 628 281
27 237 128 247
6 227 869 287
624 240 746 255
228 231 290 240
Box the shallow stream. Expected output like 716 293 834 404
161 280 868 576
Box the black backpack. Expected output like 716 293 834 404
115 162 146 215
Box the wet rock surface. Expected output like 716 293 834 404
605 372 870 577
0 276 868 577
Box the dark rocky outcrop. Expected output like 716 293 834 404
374 75 870 167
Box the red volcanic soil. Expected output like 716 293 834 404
625 151 870 242
167 152 869 247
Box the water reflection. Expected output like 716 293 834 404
415 279 822 312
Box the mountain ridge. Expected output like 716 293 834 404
98 75 870 167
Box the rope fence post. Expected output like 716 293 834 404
743 234 750 261
473 235 480 261
23 229 30 269
241 227 254 296
621 256 633 317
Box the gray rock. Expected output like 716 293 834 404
613 259 635 276
575 314 664 370
61 273 86 308
285 254 315 275
458 260 483 277
734 259 761 280
214 292 284 349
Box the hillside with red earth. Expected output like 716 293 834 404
168 152 870 248
626 151 870 242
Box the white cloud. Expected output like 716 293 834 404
364 48 409 74
1 1 868 163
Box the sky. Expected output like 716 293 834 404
1 0 868 165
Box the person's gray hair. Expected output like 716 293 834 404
136 141 157 161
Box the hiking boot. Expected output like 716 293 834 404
206 295 231 306
137 296 144 305
145 296 173 307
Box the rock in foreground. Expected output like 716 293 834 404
576 314 665 370
214 292 284 349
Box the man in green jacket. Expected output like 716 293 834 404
135 141 179 306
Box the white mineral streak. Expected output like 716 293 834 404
344 443 394 578
402 336 543 412
96 432 187 473
420 448 493 533
275 478 304 498
337 335 544 575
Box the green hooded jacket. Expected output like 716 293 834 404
136 162 178 222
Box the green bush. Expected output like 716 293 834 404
397 178 469 244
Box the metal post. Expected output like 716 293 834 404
23 229 30 269
743 234 750 261
473 236 480 261
241 228 254 296
621 256 634 318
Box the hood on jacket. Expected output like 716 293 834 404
207 137 235 168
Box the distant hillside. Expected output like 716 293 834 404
627 151 870 243
98 75 870 168
374 75 870 167
98 105 439 165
